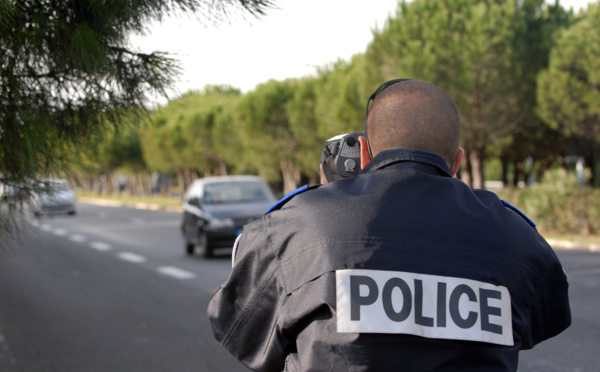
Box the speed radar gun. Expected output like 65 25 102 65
320 131 363 183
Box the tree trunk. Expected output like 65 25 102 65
500 156 510 187
184 169 193 193
177 170 185 200
469 148 484 189
584 151 596 188
110 171 120 197
128 174 138 196
460 148 472 188
512 160 521 187
557 154 566 169
280 159 300 195
142 172 151 196
93 175 102 195
218 160 228 176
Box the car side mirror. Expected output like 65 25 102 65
188 197 201 207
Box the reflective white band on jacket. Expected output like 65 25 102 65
336 269 513 346
231 234 243 268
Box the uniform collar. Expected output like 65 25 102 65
361 148 452 177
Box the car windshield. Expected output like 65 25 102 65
203 182 271 204
40 181 71 194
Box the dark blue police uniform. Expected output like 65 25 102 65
208 148 571 372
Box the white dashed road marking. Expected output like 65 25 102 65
52 228 67 236
33 221 196 283
0 326 17 369
117 252 147 263
89 241 112 251
69 234 86 242
157 266 196 280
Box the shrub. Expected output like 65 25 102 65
496 168 600 235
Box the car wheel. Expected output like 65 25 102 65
185 241 195 255
199 233 213 258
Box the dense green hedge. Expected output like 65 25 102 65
496 169 600 235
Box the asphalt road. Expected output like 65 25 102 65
0 202 248 372
0 201 598 371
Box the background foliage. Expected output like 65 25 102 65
96 0 598 196
3 0 600 239
498 168 600 235
0 0 275 251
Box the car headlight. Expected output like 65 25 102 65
208 218 235 228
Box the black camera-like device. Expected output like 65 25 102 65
319 131 363 182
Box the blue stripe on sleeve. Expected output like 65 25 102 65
267 185 310 214
501 200 536 228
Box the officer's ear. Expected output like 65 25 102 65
359 136 371 169
319 163 329 184
450 147 464 177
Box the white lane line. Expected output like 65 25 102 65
157 266 196 280
0 326 17 368
89 241 112 251
40 223 53 231
52 228 67 236
69 234 87 243
117 252 147 263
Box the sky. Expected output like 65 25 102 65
130 0 595 106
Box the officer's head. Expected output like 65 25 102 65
360 79 463 176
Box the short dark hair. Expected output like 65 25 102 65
366 80 461 166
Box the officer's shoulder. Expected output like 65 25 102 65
500 199 536 228
267 184 322 213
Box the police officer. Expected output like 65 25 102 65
208 79 571 371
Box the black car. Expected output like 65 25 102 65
181 175 277 258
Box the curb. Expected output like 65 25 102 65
546 239 600 253
77 197 599 253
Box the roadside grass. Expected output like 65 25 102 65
76 190 182 208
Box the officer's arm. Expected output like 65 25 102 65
521 251 571 349
207 218 288 372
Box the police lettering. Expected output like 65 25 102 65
336 269 513 345
349 275 503 334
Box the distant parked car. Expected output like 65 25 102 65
181 175 277 258
31 179 77 217
0 177 29 201
0 182 17 200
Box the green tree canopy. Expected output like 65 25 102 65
0 0 273 179
138 86 243 193
238 79 300 193
286 77 322 182
495 1 575 186
315 56 369 140
537 3 600 184
0 0 274 250
366 0 555 188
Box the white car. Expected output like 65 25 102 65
32 179 77 216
